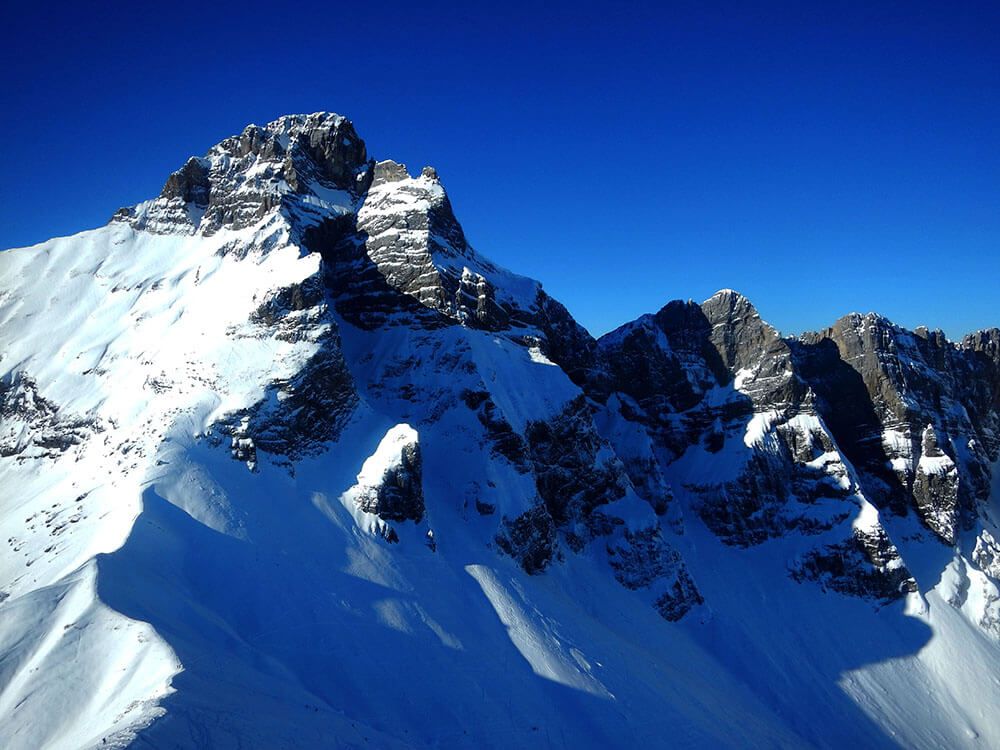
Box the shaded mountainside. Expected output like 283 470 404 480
2 113 1000 749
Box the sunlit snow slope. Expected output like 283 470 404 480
2 113 1000 749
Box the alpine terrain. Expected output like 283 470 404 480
2 112 1000 749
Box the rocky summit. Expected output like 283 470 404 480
2 113 1000 749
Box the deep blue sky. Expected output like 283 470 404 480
2 1 998 339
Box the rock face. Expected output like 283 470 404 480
114 113 372 236
5 111 1000 750
346 424 425 525
912 424 960 544
350 160 514 330
494 505 557 574
606 526 704 621
242 278 359 462
594 291 916 605
524 396 627 534
0 373 101 460
791 523 917 603
229 417 257 470
795 315 1000 544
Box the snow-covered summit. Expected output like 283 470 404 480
105 113 568 343
111 111 368 238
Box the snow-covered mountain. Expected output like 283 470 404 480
2 112 1000 749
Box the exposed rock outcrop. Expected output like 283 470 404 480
593 290 965 606
347 424 425 524
0 373 101 460
495 505 558 575
607 527 704 621
114 113 372 236
795 314 1000 543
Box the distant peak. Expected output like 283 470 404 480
702 289 752 307
834 311 895 333
707 288 742 300
700 288 759 321
963 327 1000 342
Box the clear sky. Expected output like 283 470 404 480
2 1 998 339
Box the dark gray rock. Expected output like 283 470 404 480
216 275 359 467
525 396 628 531
912 425 960 544
115 113 372 236
461 389 530 469
371 159 410 186
495 506 557 575
607 527 704 621
791 527 917 604
246 332 358 461
0 373 101 460
161 157 211 206
356 440 425 524
795 314 1000 542
655 568 705 622
229 417 257 470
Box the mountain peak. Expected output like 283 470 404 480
114 112 372 236
222 112 361 156
701 288 756 315
211 111 371 192
261 110 348 130
704 287 745 302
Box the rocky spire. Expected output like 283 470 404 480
114 112 374 235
